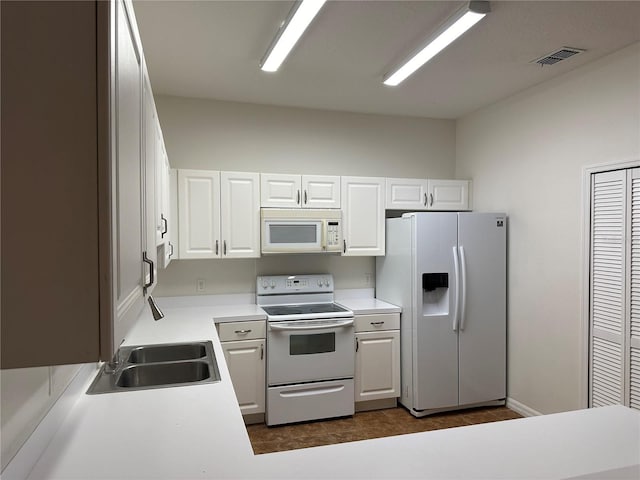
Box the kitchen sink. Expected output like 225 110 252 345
87 341 220 394
117 361 210 388
127 343 206 364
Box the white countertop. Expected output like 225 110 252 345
336 297 401 315
15 304 640 480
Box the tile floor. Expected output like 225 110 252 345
246 405 522 454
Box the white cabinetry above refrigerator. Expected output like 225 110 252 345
386 178 470 211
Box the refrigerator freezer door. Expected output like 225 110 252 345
413 213 459 410
457 213 507 406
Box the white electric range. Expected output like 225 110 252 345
257 274 355 426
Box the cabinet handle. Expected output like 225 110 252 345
424 193 427 206
343 239 346 254
304 190 308 205
223 240 227 256
355 337 359 352
429 193 433 207
169 242 174 258
296 190 300 205
260 343 264 360
370 321 385 326
142 252 154 290
234 329 252 334
161 214 168 238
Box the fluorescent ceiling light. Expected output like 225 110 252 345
383 1 490 87
260 0 327 73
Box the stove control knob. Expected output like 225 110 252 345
262 280 268 289
324 279 330 287
270 280 276 289
317 279 323 287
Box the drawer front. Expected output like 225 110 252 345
354 313 400 332
217 320 266 341
266 379 354 426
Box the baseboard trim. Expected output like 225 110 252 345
507 397 542 417
355 398 397 412
2 363 97 480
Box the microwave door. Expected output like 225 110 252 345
263 220 322 253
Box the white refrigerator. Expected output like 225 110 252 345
376 212 506 417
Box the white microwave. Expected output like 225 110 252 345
261 209 342 254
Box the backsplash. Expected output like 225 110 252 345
152 256 375 297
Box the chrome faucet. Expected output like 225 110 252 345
148 295 164 321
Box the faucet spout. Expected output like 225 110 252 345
148 295 164 321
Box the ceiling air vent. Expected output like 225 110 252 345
532 47 585 66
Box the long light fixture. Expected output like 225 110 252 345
383 1 490 86
260 0 327 73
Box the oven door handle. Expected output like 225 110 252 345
269 319 354 331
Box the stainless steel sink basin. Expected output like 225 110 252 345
127 343 206 364
87 341 220 394
117 361 210 388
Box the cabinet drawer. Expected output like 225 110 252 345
217 320 266 341
354 313 400 332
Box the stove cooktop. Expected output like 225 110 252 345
261 303 350 317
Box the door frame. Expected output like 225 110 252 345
580 159 640 409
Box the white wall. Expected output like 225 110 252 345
456 42 640 414
1 365 80 471
153 96 456 297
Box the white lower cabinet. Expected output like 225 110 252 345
217 321 266 420
354 314 400 405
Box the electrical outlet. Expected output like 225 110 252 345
196 279 205 292
364 273 372 285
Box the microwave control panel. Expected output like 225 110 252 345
326 221 341 250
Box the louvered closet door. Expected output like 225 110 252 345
589 167 640 411
590 169 626 407
629 168 640 409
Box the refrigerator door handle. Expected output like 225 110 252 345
452 246 460 331
459 245 467 331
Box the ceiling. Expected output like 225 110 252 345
133 1 640 119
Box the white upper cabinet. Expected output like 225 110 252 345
386 178 470 211
261 173 300 208
261 173 340 208
178 170 221 259
220 172 261 258
141 71 158 291
341 176 385 256
427 179 470 211
302 175 341 208
386 178 429 210
178 169 260 259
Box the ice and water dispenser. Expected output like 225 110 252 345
422 273 449 315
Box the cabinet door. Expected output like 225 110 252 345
112 0 145 350
342 176 385 256
221 339 265 415
142 73 158 290
168 168 179 261
154 121 167 246
386 178 429 210
161 155 172 267
302 175 341 209
427 179 470 211
261 173 301 208
220 172 261 258
355 331 400 402
178 169 221 259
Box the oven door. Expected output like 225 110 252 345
267 318 355 386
